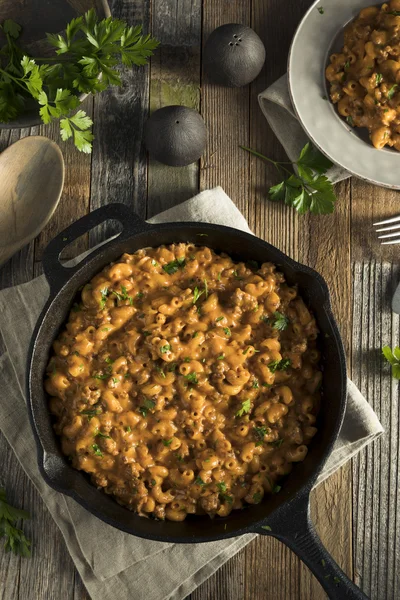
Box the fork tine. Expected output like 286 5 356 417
376 223 400 232
378 232 400 239
381 239 400 245
374 215 400 226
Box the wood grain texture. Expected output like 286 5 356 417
89 0 150 248
147 0 202 216
0 0 398 598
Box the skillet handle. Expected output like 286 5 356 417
256 493 369 600
42 203 150 291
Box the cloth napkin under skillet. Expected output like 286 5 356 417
258 74 350 184
0 187 382 600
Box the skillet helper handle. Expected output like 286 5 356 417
42 203 149 291
257 495 369 600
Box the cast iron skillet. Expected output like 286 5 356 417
27 203 367 600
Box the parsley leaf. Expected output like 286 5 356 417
235 398 252 417
138 398 156 417
388 84 398 100
240 143 336 215
376 73 383 85
223 327 231 337
160 344 171 354
254 426 268 442
268 358 291 373
382 346 400 379
162 439 173 447
163 257 186 275
195 476 206 486
193 286 205 303
271 311 289 331
184 372 198 384
0 488 31 557
92 443 103 457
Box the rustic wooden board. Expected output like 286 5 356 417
1 0 399 598
146 0 202 217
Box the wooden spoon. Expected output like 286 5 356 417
0 136 65 267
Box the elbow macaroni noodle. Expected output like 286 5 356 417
327 2 400 151
45 244 321 521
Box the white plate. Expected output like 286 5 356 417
288 0 400 189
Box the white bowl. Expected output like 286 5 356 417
288 0 400 189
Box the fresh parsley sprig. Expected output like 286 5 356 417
0 11 159 151
382 346 400 379
0 488 31 557
241 142 337 215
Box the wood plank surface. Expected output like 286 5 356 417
0 0 399 599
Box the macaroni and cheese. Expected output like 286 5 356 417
45 244 321 521
327 1 400 150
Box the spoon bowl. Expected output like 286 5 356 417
0 136 65 267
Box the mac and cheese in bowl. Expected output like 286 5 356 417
45 244 321 521
327 1 400 151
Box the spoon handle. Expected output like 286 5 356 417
42 203 149 292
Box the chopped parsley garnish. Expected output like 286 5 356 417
92 444 103 457
268 358 291 373
195 476 205 486
223 327 231 337
346 115 354 126
193 286 205 303
175 453 185 462
376 73 383 86
388 84 398 100
95 430 111 439
125 426 132 432
217 482 233 503
253 492 262 504
163 257 186 275
102 327 110 332
136 292 144 300
184 372 198 384
162 439 173 447
192 331 199 338
344 60 350 70
261 525 271 531
216 316 224 322
111 285 132 304
272 439 284 448
252 379 259 389
254 426 268 444
93 371 110 380
112 377 118 384
167 362 177 372
317 6 324 14
150 479 156 487
271 312 289 331
155 366 166 378
389 11 400 16
99 287 109 309
142 330 151 337
217 272 222 281
151 259 158 267
203 279 208 298
138 398 156 417
105 357 113 364
80 408 101 420
160 344 171 354
235 399 251 417
217 354 225 360
183 357 191 362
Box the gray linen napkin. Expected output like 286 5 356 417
258 74 349 184
0 187 382 600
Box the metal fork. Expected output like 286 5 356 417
374 215 400 244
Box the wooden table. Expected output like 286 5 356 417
1 0 399 598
